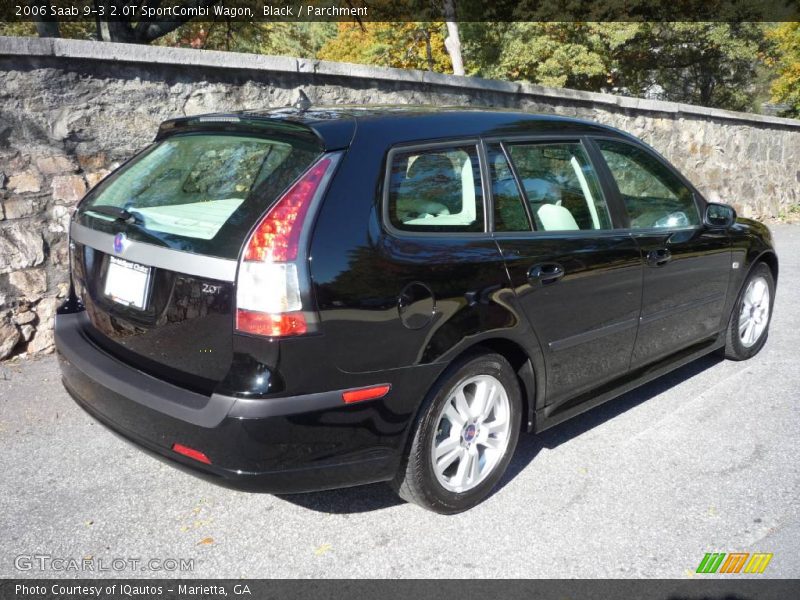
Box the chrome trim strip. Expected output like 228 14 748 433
639 292 726 326
69 222 237 282
549 317 639 352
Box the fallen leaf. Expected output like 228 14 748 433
197 537 214 546
314 543 332 556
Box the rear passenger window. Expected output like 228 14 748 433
387 145 484 233
507 142 612 231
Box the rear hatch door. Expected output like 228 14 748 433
70 119 327 394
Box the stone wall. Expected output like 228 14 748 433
1 36 799 360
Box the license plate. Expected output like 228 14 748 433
104 256 152 310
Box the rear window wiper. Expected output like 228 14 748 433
84 205 140 223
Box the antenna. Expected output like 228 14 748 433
292 90 313 112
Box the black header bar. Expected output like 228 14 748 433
1 579 800 600
2 0 799 23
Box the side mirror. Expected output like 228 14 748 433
704 203 737 228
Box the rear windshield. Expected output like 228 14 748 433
77 133 321 259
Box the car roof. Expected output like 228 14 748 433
159 105 637 151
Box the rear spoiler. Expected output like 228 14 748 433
156 113 323 148
156 113 352 152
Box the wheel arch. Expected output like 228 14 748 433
734 249 779 311
472 339 538 432
756 250 779 284
420 337 541 434
722 250 777 360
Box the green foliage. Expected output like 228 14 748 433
465 22 641 90
153 22 336 58
0 22 36 37
0 21 95 39
259 23 337 58
464 22 768 111
636 22 768 111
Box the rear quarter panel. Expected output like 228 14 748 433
307 130 528 375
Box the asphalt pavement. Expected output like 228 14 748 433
1 225 798 579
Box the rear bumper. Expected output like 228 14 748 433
55 311 433 493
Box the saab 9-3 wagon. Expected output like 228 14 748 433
55 107 777 513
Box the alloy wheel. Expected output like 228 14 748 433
430 374 512 493
739 275 770 348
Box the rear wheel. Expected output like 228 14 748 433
392 352 522 514
724 262 775 360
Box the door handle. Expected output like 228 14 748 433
646 248 672 267
528 263 565 285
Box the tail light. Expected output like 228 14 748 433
236 155 337 337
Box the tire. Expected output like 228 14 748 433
723 262 775 361
391 351 522 514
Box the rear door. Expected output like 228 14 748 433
70 128 324 393
592 138 732 367
488 140 643 408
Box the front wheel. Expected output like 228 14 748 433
724 262 775 360
392 352 522 514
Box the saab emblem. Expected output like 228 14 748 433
113 232 126 254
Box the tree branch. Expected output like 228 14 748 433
133 0 222 43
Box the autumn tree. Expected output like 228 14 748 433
766 23 800 116
318 22 450 72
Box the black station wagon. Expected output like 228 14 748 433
55 106 778 513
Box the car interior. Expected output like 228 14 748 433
391 149 481 229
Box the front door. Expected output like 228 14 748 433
488 140 643 407
593 138 732 367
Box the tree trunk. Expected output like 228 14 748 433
32 1 60 38
95 1 221 44
34 19 61 38
423 30 433 71
442 1 465 76
96 20 110 41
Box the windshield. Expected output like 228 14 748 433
78 133 321 258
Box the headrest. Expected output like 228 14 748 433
523 178 561 204
407 154 457 183
538 203 579 231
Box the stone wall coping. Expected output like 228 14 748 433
2 34 800 130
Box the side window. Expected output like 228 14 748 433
387 145 484 233
507 142 612 231
596 139 700 229
487 144 532 232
